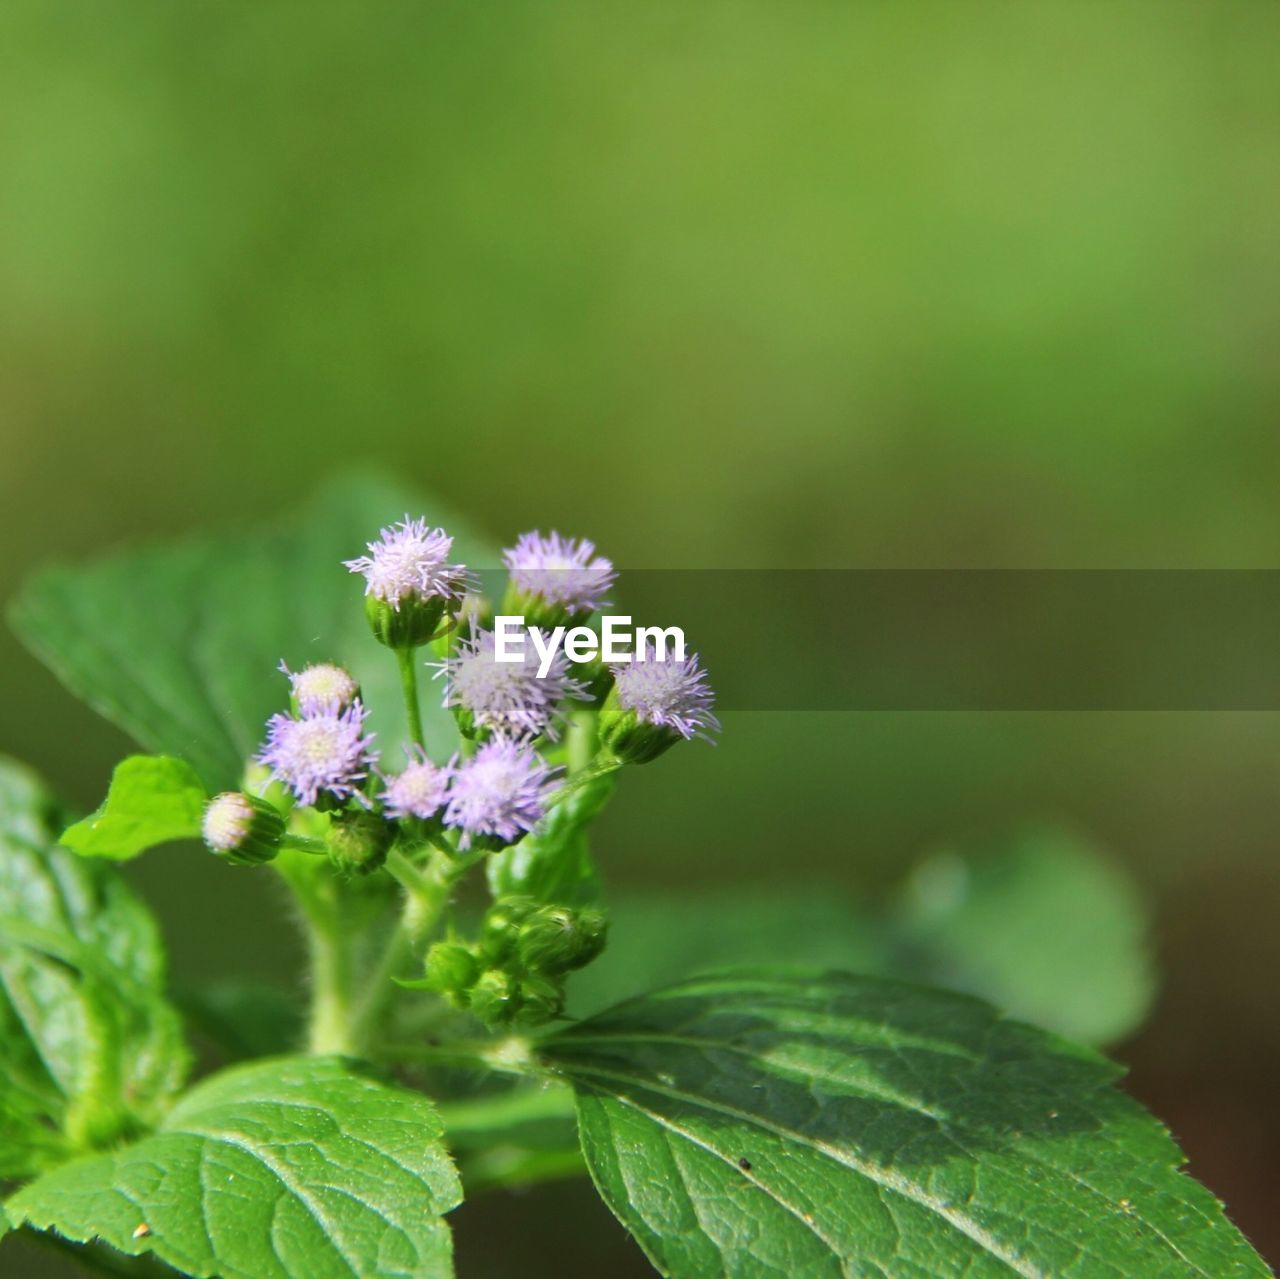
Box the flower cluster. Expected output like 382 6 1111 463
217 518 715 873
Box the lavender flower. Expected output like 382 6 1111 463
258 702 377 807
444 738 560 849
279 660 359 715
382 746 452 821
612 646 719 741
345 516 470 610
433 627 587 740
503 531 615 617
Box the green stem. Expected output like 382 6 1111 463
397 646 426 749
567 706 597 775
381 1034 540 1078
281 833 328 856
350 846 489 1053
275 852 356 1055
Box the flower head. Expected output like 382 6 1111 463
345 516 470 611
433 627 587 741
503 531 615 617
443 738 560 849
202 791 284 865
611 646 719 741
202 792 255 852
382 746 453 821
257 702 377 807
279 660 359 715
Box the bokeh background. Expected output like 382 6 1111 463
2 2 1278 1273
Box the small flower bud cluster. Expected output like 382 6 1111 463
421 895 607 1027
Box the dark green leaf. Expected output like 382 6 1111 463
174 979 304 1062
61 755 206 861
9 475 497 792
569 830 1154 1046
487 771 614 907
0 758 187 1178
545 972 1268 1279
7 1055 463 1279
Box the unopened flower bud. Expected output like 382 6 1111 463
280 661 360 716
202 792 284 866
422 941 481 1003
327 810 393 876
468 967 522 1027
480 896 539 962
517 905 608 975
514 971 566 1025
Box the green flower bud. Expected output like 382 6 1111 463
468 967 522 1027
365 591 452 651
598 689 683 765
480 896 539 962
517 905 608 975
422 941 481 1003
202 792 285 866
327 809 393 876
513 971 566 1025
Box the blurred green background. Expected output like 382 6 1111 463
2 2 1278 1273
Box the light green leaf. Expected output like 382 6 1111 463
0 758 187 1178
7 1055 464 1279
61 755 206 860
9 475 498 791
439 1082 582 1193
487 772 614 907
892 828 1155 1046
545 972 1269 1279
568 829 1154 1046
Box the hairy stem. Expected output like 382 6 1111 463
275 851 356 1055
350 847 487 1054
397 646 426 749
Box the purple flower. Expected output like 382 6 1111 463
279 660 359 715
443 738 560 849
382 746 453 821
612 646 719 741
345 516 470 610
503 531 615 616
258 702 377 807
432 627 588 741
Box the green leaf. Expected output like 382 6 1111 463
7 1055 464 1279
0 757 187 1178
544 972 1268 1279
487 771 614 907
9 474 498 792
61 755 206 860
891 828 1155 1046
439 1082 583 1193
568 829 1154 1046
